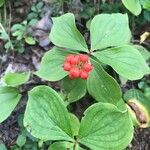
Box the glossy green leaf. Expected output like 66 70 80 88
122 0 141 15
70 113 80 136
50 13 88 52
2 72 30 87
36 47 75 81
0 87 21 123
134 45 150 61
16 134 26 147
93 45 150 80
24 86 73 141
62 77 87 103
48 142 74 150
90 13 131 51
25 37 36 45
78 103 134 150
140 0 150 10
87 59 121 105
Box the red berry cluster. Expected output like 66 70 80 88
63 54 93 80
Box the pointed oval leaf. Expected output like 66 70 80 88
69 113 80 136
93 45 150 80
50 13 88 52
2 72 30 87
90 13 131 51
62 77 87 103
0 87 21 123
24 86 73 141
122 0 142 16
87 59 121 105
35 47 76 81
78 103 134 150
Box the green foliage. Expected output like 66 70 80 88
24 86 134 150
2 72 30 87
50 13 88 52
35 47 71 81
0 0 5 7
124 89 150 127
122 0 150 15
61 77 87 103
1 9 150 149
48 142 74 150
90 13 131 51
122 0 142 16
24 86 73 141
11 20 36 45
16 134 27 147
69 113 80 136
27 1 44 20
0 144 7 150
140 0 150 10
87 59 121 104
0 23 14 50
93 45 150 80
78 103 134 150
0 87 21 123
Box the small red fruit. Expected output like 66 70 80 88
79 54 89 63
83 63 93 72
70 55 79 65
63 62 71 71
69 68 80 78
80 71 89 80
66 54 74 63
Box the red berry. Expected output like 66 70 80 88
79 54 89 63
69 68 80 78
63 62 71 71
70 55 79 65
80 71 89 80
83 63 93 72
66 54 74 63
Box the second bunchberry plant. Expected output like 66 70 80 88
0 13 150 150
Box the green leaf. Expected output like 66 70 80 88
134 45 150 61
0 0 5 7
122 0 142 15
87 59 121 105
0 144 7 150
48 142 74 150
24 86 73 141
25 37 36 45
36 47 76 81
78 103 134 150
50 13 88 52
90 13 131 51
124 89 150 127
2 72 30 87
93 45 150 80
140 0 150 10
16 134 27 147
69 113 80 136
62 77 87 103
0 87 21 123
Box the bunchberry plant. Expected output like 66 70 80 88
0 13 150 150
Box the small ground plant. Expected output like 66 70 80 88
0 12 150 150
